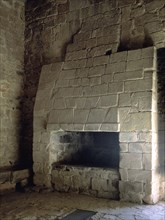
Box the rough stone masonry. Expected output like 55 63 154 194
34 46 162 204
29 0 165 204
0 0 165 203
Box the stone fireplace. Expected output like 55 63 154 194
33 46 160 203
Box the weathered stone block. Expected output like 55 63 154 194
86 38 97 48
128 170 152 184
119 181 144 203
74 109 89 123
98 94 117 107
118 93 131 107
100 123 119 131
76 68 89 78
56 79 69 87
73 87 83 97
55 87 74 97
92 178 108 191
119 110 152 131
143 59 155 72
87 109 108 123
65 50 87 61
73 124 84 131
120 152 143 169
109 82 124 93
88 65 105 77
84 124 100 131
114 70 142 82
48 109 73 124
53 98 66 109
138 96 152 111
82 86 93 96
124 79 152 92
126 60 143 71
101 73 113 83
129 143 143 153
143 153 152 170
91 84 108 96
120 143 129 152
74 98 86 109
59 69 76 79
119 169 128 181
119 132 138 142
12 169 29 183
63 59 86 69
119 181 143 194
104 108 118 123
142 47 155 58
69 78 82 87
84 97 99 108
74 31 91 42
82 77 90 86
86 58 93 67
106 62 126 73
65 98 76 108
110 51 127 63
90 76 101 86
127 49 141 60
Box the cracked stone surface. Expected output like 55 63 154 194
0 192 164 220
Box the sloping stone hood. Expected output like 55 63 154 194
33 46 161 203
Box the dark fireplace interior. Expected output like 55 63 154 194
57 132 119 169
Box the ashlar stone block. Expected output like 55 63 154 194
98 94 117 107
48 109 73 124
84 97 99 108
84 124 101 131
91 84 108 96
141 47 155 58
126 60 143 71
60 69 76 79
127 49 142 60
110 51 127 63
124 79 152 92
53 98 66 109
106 62 126 73
74 109 89 123
127 170 151 183
90 76 101 86
120 152 143 169
118 93 131 107
119 181 143 194
101 73 113 83
104 108 118 123
100 123 119 131
143 153 152 170
109 82 124 93
93 56 109 66
119 110 152 131
88 65 105 77
87 109 108 123
114 70 142 82
129 143 143 153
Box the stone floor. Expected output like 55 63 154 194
0 191 165 220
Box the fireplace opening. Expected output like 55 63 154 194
52 131 119 169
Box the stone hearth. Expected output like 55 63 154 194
33 47 160 203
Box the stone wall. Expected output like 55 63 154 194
25 0 165 169
25 0 165 202
0 0 25 169
33 47 162 203
52 165 119 199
